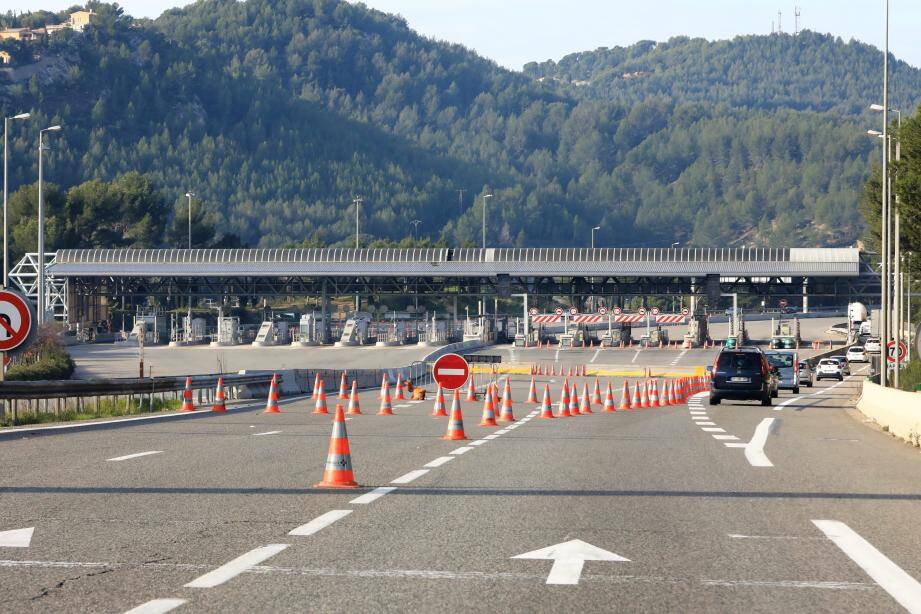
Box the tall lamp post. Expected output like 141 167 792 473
591 226 601 249
481 193 493 249
410 219 422 241
3 112 30 288
37 125 62 326
353 196 362 249
185 192 195 249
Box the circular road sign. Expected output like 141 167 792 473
651 307 660 316
0 288 35 353
569 307 578 316
598 306 608 316
887 340 908 364
779 298 788 308
612 307 622 316
638 307 647 316
681 307 690 316
432 353 470 390
528 307 538 317
554 307 563 316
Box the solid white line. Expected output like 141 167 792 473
252 430 282 437
775 397 800 411
701 427 725 433
184 544 289 588
106 451 162 462
123 598 188 614
745 418 775 468
590 349 602 363
813 520 921 613
631 351 641 363
288 510 353 536
451 446 474 455
495 429 510 434
349 487 396 505
391 469 429 484
423 456 454 468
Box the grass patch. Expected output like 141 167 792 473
1 397 183 427
898 359 921 392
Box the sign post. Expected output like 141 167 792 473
432 353 470 390
0 288 36 382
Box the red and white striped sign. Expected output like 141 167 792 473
614 314 645 324
532 315 562 324
572 314 603 324
655 314 687 324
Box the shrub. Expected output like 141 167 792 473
5 324 75 381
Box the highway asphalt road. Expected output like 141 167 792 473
2 361 919 613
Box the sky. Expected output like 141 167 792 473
13 0 921 69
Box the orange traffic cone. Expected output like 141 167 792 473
639 381 650 408
181 376 195 412
338 372 348 400
618 380 632 410
569 382 581 415
378 381 394 415
347 380 362 415
212 376 227 412
579 382 593 414
537 364 544 376
499 383 516 422
666 380 677 405
539 384 555 418
558 380 571 417
479 384 497 426
648 381 660 407
379 374 388 399
431 384 447 417
314 403 358 489
264 374 281 413
466 377 477 402
604 382 617 412
395 373 405 400
312 373 322 400
313 381 329 414
526 376 538 404
592 377 602 405
658 380 669 407
631 380 641 408
551 364 556 376
443 390 467 440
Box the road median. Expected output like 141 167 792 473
857 381 921 448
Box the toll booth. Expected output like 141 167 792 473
463 316 495 343
418 315 447 347
251 320 290 347
336 312 372 346
683 314 709 348
292 312 324 346
210 316 241 346
123 310 166 345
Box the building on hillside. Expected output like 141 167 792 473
0 50 12 65
68 10 96 32
45 23 70 36
0 28 45 41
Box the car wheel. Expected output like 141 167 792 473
710 396 720 405
793 386 800 394
761 395 772 406
771 388 778 398
807 381 813 387
838 375 843 381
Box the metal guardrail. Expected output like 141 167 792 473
0 373 276 400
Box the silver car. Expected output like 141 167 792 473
797 360 814 388
765 350 799 393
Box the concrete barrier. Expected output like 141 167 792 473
857 381 921 448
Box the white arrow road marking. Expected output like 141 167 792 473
184 544 289 588
512 539 629 585
745 418 776 467
123 598 187 614
813 520 921 613
0 527 33 547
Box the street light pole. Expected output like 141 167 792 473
591 226 601 249
481 193 492 249
3 112 29 288
353 197 362 249
185 192 195 249
410 219 421 241
37 125 61 326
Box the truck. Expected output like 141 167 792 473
847 302 871 341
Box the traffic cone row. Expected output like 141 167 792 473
212 376 226 412
264 373 281 413
347 380 362 415
431 384 447 417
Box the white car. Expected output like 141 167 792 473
845 346 867 363
865 337 881 353
816 358 844 381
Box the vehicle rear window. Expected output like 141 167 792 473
766 353 795 368
717 352 762 371
819 359 836 366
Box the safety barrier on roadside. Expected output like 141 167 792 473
857 381 921 448
471 363 706 378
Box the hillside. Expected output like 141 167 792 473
524 32 921 115
0 1 902 249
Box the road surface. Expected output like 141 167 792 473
2 360 918 613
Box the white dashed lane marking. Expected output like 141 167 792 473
184 544 289 588
289 510 353 536
350 487 396 505
106 451 163 462
391 469 429 484
423 456 454 468
123 598 188 614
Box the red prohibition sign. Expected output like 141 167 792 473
432 353 470 390
0 289 33 352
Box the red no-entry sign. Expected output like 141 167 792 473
0 288 35 353
432 353 470 390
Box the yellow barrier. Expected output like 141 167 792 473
470 365 707 378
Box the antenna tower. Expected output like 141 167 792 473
794 6 801 35
777 10 782 34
